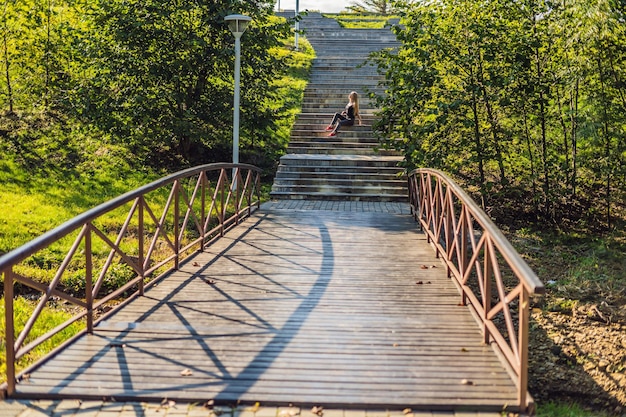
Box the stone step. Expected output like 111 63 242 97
276 168 403 178
285 147 380 156
271 183 407 195
277 165 404 175
295 113 378 120
273 173 405 184
301 90 384 99
293 123 376 131
301 99 381 108
284 147 401 157
268 190 408 202
277 154 403 168
288 139 379 148
290 126 374 134
272 181 407 194
309 63 380 68
270 13 407 202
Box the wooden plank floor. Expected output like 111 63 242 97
15 203 518 411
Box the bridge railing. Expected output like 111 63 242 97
0 163 262 396
408 168 544 412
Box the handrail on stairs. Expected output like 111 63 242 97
0 163 262 397
408 168 545 413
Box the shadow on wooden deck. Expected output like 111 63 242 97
13 203 520 412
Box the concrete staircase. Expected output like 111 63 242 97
270 12 407 201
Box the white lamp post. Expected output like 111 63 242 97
294 0 299 50
225 14 252 187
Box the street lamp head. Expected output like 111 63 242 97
225 14 252 38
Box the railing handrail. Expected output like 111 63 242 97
0 163 259 270
1 162 262 398
410 168 544 294
407 167 544 413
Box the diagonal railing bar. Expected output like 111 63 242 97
92 198 140 298
408 168 544 413
488 284 523 321
204 177 220 235
13 224 89 355
0 163 262 398
143 188 178 272
488 236 520 360
177 174 205 245
89 224 141 275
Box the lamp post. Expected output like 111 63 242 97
294 0 299 50
224 14 252 188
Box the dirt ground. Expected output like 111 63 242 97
527 295 626 415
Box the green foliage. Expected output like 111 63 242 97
372 0 626 228
347 0 395 15
82 0 293 170
327 13 397 29
0 0 313 259
0 0 311 177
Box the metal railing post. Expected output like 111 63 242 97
138 196 145 295
482 243 492 344
174 180 180 269
201 172 207 250
519 286 530 408
85 226 93 334
4 267 15 396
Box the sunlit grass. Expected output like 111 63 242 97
537 401 614 417
323 13 399 29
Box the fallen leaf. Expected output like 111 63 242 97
193 261 200 267
208 280 216 285
461 379 474 385
180 368 193 376
205 400 215 409
280 408 299 417
416 281 423 285
429 265 437 268
403 408 412 415
420 265 428 269
461 347 469 352
250 402 260 412
311 406 324 416
393 343 399 347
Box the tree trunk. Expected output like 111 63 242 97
2 2 13 114
535 44 550 216
555 84 570 188
477 58 507 186
570 80 579 197
468 65 486 205
522 105 537 210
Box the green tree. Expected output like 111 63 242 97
348 0 394 14
373 0 625 226
83 0 292 168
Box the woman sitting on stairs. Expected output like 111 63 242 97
326 91 362 137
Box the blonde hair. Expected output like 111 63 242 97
349 91 362 125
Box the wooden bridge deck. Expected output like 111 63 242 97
15 201 518 412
